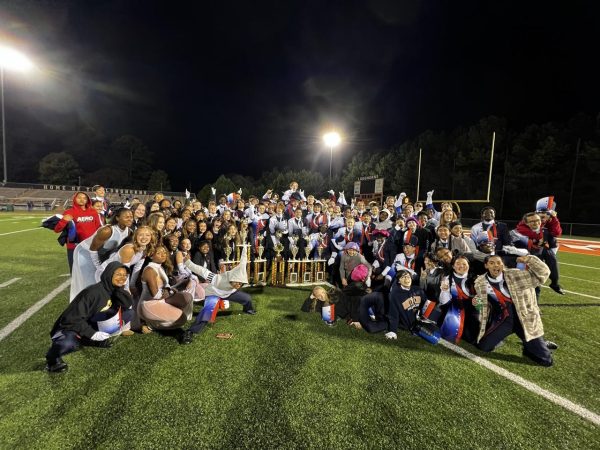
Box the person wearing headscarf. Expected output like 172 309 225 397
53 191 102 272
181 245 256 343
45 262 134 373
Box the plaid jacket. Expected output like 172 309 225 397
474 255 550 343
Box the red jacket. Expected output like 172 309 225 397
542 215 562 237
54 192 102 250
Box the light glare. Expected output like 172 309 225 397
0 46 34 72
323 131 341 147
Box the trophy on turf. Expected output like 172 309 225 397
302 239 314 283
224 236 232 262
315 235 325 282
257 234 265 260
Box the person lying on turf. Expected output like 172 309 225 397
473 255 558 366
45 262 134 373
180 244 257 344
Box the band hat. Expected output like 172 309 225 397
536 196 556 213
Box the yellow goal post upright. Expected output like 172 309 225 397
415 132 496 212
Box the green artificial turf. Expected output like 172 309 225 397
0 212 599 449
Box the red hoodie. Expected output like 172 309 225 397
54 192 102 250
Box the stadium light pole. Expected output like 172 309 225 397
0 46 34 184
323 131 341 183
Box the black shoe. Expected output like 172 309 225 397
523 348 553 367
180 330 194 345
45 358 68 373
245 309 257 315
549 284 565 295
545 340 559 350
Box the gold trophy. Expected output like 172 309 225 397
224 237 232 262
317 236 324 260
274 241 284 259
304 238 312 261
290 244 299 261
238 230 248 260
257 234 265 260
315 235 325 281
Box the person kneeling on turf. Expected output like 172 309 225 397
45 262 134 373
473 255 557 366
180 245 256 344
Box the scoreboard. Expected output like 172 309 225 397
353 176 384 206
353 176 384 195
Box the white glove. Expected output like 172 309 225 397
372 260 380 269
211 187 216 196
299 189 305 198
328 189 335 195
327 257 335 266
365 277 371 288
502 245 529 256
185 189 191 199
91 331 111 341
426 190 434 203
394 193 406 208
124 200 131 209
237 188 243 195
385 332 397 340
338 191 347 205
90 250 101 268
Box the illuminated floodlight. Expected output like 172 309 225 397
323 131 341 148
323 131 341 182
0 46 34 72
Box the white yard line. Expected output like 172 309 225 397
0 216 37 223
559 262 600 270
0 227 42 236
561 275 600 285
559 237 600 244
0 279 70 342
0 277 20 288
540 285 600 300
439 340 600 426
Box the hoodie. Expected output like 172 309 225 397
54 192 102 250
50 262 133 339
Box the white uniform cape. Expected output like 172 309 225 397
184 245 249 298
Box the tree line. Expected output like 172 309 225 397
196 114 600 224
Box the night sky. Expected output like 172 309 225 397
1 0 599 190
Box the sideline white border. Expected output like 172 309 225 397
439 340 600 426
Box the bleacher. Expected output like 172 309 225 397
0 183 187 211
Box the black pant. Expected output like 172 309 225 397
541 248 559 286
477 303 552 366
46 308 134 363
358 292 388 334
67 248 74 273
